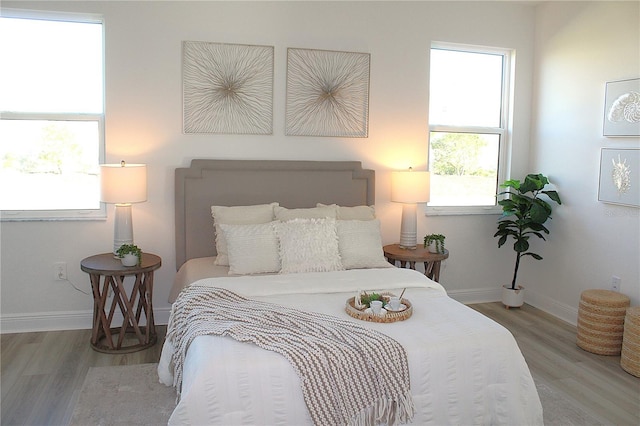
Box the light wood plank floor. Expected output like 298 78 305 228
1 303 639 425
1 326 167 426
470 303 639 425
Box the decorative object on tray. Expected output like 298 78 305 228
346 290 412 323
285 47 370 137
116 243 142 266
183 41 274 134
494 173 562 308
603 78 640 137
598 148 639 208
424 233 446 254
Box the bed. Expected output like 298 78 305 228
158 159 543 425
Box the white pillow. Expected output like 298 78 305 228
336 219 392 269
317 203 375 220
275 218 344 274
211 203 278 266
219 222 281 275
274 205 336 221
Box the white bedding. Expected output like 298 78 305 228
159 267 543 425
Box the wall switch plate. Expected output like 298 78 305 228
611 275 621 292
54 262 67 281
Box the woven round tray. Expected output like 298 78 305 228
345 296 412 323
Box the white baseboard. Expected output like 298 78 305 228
1 307 173 334
447 287 502 305
447 287 578 326
523 289 578 326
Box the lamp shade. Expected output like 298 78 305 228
391 170 430 203
100 163 147 204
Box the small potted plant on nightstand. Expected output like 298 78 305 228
116 243 142 267
494 173 561 308
423 234 446 254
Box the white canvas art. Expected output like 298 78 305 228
598 148 639 207
183 41 273 134
603 78 640 137
286 48 370 137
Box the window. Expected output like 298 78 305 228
427 43 512 215
0 10 105 220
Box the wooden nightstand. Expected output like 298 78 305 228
81 253 161 353
383 244 449 283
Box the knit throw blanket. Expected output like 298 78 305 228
166 285 415 426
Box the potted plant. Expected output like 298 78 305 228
116 243 142 267
423 234 446 254
494 173 561 308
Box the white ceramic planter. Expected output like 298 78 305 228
121 254 139 267
502 285 525 308
427 242 438 253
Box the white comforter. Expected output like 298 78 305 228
159 267 542 425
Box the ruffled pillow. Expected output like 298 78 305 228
275 218 344 274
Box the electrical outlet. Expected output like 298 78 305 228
611 275 621 292
53 262 67 281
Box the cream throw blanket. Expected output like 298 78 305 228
166 284 415 426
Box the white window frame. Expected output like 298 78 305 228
0 9 106 221
426 42 514 216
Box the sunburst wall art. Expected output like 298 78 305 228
183 41 274 134
286 48 370 137
603 78 640 137
598 148 639 207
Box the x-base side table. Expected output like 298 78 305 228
81 253 161 353
383 244 449 282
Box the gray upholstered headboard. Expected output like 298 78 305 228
175 159 375 269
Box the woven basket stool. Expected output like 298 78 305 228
621 306 640 377
576 289 630 355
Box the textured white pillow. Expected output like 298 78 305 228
219 222 280 275
336 219 392 269
275 218 344 274
317 203 375 220
274 205 336 221
211 203 278 266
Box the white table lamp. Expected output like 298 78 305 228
391 169 430 249
100 161 147 254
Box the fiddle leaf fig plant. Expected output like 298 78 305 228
494 173 561 290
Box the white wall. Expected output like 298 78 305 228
526 1 640 324
1 1 545 332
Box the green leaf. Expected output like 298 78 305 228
522 252 543 260
514 239 529 253
530 202 551 223
543 190 562 205
500 179 521 190
526 222 549 233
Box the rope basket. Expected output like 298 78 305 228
345 296 412 323
576 289 630 355
621 306 640 377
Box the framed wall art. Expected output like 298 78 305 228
183 41 274 134
603 78 640 137
598 148 639 207
286 48 370 137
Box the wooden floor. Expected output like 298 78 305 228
1 303 638 425
1 326 167 426
470 303 639 425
